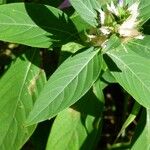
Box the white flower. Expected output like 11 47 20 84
135 35 144 39
107 1 119 16
87 34 96 41
99 26 111 35
99 9 105 25
118 2 143 39
128 2 139 19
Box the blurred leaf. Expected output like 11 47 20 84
131 108 150 150
105 43 150 108
0 3 77 48
26 47 102 125
0 49 46 150
0 0 6 4
124 0 136 5
46 88 104 150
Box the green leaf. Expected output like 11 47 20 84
46 89 104 150
26 47 102 125
71 13 92 32
61 42 84 53
102 69 116 84
124 0 136 5
105 44 150 108
0 3 77 48
93 78 106 101
131 108 150 150
117 102 141 139
70 0 100 27
102 35 121 54
127 36 150 59
0 49 46 150
139 0 150 24
0 0 6 4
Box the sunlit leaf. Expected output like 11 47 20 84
26 47 102 125
106 43 150 108
70 0 100 27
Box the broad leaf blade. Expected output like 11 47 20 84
26 47 102 125
0 3 77 48
0 49 46 150
46 89 104 150
106 44 150 108
70 0 100 27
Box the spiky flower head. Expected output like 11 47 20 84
118 2 144 39
87 1 143 47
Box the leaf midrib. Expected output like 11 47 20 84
129 41 150 51
1 50 36 146
107 50 150 95
28 50 99 123
0 23 73 36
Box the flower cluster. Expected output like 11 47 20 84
87 0 143 47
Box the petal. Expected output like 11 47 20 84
100 26 111 35
99 9 105 25
107 2 119 16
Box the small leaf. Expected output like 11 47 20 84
71 13 92 32
61 42 84 53
26 47 102 125
93 78 106 101
0 3 77 48
102 69 116 84
0 49 46 150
